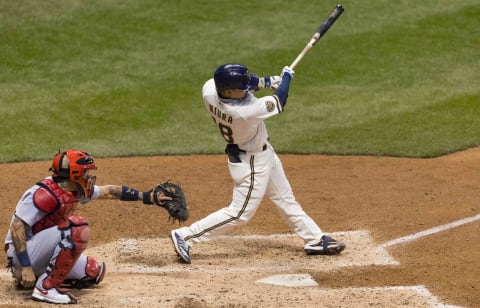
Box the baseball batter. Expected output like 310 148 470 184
4 150 177 304
170 63 345 264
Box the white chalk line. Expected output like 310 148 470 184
342 286 463 308
381 213 480 248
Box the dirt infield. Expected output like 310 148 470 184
1 148 479 307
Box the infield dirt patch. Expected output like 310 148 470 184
1 149 479 307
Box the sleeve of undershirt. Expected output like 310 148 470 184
273 74 292 108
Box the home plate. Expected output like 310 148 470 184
256 274 318 287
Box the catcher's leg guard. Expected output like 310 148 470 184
40 215 90 289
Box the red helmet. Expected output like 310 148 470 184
50 150 97 198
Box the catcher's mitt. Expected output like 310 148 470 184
150 181 188 223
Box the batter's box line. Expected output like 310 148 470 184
342 285 464 308
381 213 480 248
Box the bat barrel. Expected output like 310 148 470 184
313 4 344 45
288 4 344 70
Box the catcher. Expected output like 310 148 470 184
4 149 188 304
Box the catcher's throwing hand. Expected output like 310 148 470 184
144 181 189 223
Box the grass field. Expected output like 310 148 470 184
1 0 479 162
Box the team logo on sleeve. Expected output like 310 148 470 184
265 100 275 112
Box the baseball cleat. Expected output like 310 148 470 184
170 230 191 264
32 286 77 304
304 235 346 255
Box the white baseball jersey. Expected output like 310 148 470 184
173 77 325 250
202 78 283 152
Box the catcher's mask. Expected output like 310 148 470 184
50 150 97 198
214 63 258 97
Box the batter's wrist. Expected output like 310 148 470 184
258 77 269 89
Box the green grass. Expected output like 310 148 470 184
1 0 479 162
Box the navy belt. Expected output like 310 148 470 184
225 144 267 163
238 144 267 153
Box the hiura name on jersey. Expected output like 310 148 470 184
209 104 233 123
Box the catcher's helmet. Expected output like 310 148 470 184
50 150 97 198
214 63 257 94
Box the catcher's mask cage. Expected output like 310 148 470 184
214 63 258 95
50 150 97 198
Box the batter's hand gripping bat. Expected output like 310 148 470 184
289 4 345 70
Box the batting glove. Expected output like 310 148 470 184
281 66 295 79
269 76 282 89
259 76 282 90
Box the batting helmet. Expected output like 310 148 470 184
214 63 258 94
50 150 97 198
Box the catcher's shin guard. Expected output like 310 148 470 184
42 215 90 289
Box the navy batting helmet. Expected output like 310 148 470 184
214 63 257 94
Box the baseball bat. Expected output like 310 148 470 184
289 4 345 70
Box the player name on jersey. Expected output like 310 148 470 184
209 104 233 124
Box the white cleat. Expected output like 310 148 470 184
32 286 77 304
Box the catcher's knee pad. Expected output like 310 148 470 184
65 257 106 289
85 256 106 285
58 215 90 251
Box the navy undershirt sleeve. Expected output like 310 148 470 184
274 74 292 108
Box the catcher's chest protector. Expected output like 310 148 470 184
32 179 79 235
